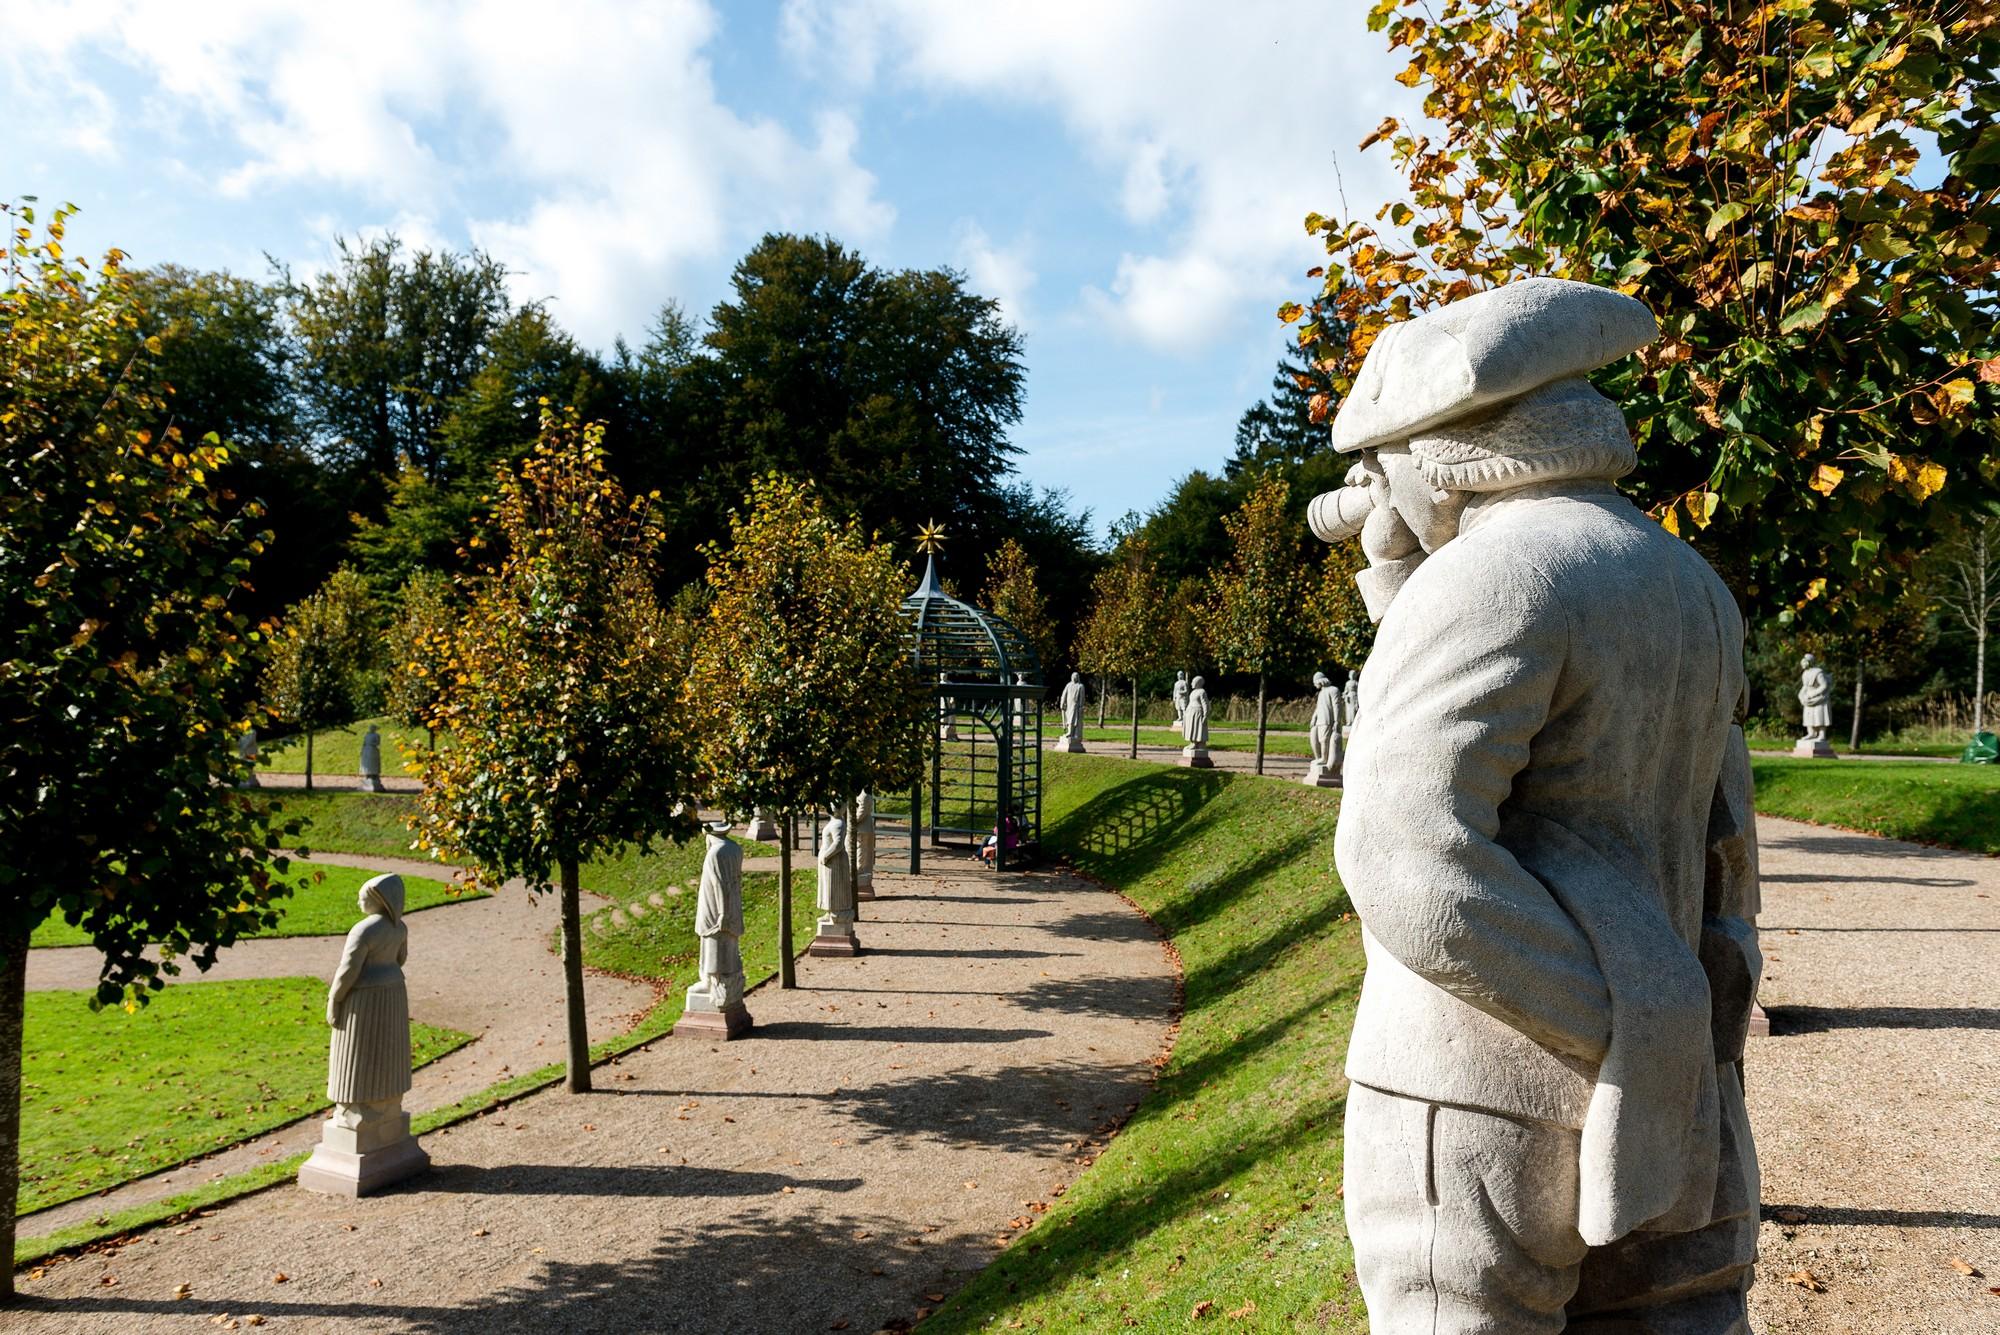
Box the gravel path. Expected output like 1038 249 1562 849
1747 816 2000 1333
1049 737 1317 781
11 852 1179 1333
21 852 654 1240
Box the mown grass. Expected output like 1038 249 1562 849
930 752 1366 1333
1744 729 1964 758
566 832 784 994
1750 756 2000 854
30 863 478 948
256 715 435 777
20 978 468 1216
1080 727 1315 757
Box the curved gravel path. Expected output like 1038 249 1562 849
11 851 1179 1333
22 851 654 1240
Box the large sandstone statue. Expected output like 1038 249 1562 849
1315 278 1762 1331
1304 671 1342 788
809 811 860 956
299 874 429 1196
1057 672 1088 753
679 822 751 1039
1795 654 1835 757
1180 676 1213 769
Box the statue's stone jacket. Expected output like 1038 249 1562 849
1335 477 1758 1245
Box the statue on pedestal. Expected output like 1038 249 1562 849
299 874 429 1196
1794 654 1836 758
744 808 779 843
1317 278 1761 1331
1304 671 1342 788
854 790 877 899
1057 672 1088 753
358 723 386 792
1342 671 1360 738
237 727 260 788
1180 676 1213 769
809 811 860 956
1172 670 1190 735
679 822 751 1038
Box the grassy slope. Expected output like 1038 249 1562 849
21 977 467 1215
932 752 1366 1334
1750 756 2000 854
30 864 477 948
256 716 433 776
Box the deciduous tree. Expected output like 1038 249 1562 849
413 408 695 1092
1076 536 1172 758
684 476 923 988
980 538 1061 676
1 203 299 1295
262 567 374 790
383 570 456 751
1930 515 2000 734
1202 477 1312 775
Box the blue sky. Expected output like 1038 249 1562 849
1 1 1416 538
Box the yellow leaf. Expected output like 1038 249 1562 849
1660 504 1682 537
1804 576 1827 603
1693 491 1720 529
1808 464 1844 495
1911 461 1947 501
1941 378 1975 409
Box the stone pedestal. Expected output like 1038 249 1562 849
1302 760 1341 788
939 722 960 741
809 914 861 956
1181 745 1214 770
1792 738 1837 759
855 871 876 901
744 810 779 843
1056 736 1086 754
1747 1002 1772 1038
298 1105 428 1197
678 1002 753 1040
359 775 387 793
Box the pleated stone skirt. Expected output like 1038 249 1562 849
328 978 414 1103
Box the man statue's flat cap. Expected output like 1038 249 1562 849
1330 277 1657 453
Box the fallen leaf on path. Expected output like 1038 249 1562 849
1948 1257 1982 1277
271 1273 289 1285
245 1318 265 1328
369 1279 383 1288
1774 1208 1807 1224
925 1292 944 1302
1784 1269 1824 1293
172 1283 192 1299
829 1322 849 1330
472 1229 489 1238
781 1186 795 1194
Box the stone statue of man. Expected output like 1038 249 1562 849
854 790 877 899
1180 675 1213 769
1795 654 1835 757
1304 671 1341 788
358 723 385 793
1172 670 1190 733
680 821 750 1038
1058 672 1088 753
1318 278 1761 1331
1342 670 1360 736
299 874 428 1195
809 811 860 956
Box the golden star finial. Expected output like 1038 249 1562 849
916 520 948 555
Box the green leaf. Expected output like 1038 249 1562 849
1778 301 1827 334
1705 201 1749 240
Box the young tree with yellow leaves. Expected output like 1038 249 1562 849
1201 476 1313 776
413 407 695 1093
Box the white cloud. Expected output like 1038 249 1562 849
1 0 893 349
953 220 1035 330
780 0 1418 355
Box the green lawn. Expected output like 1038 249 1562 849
30 863 478 948
563 831 782 989
20 977 469 1216
256 715 434 777
1745 729 1964 758
248 789 427 860
932 752 1365 1333
1080 726 1315 757
1750 756 2000 855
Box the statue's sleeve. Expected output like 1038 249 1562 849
1699 725 1762 1062
1335 553 1613 1063
327 921 371 1021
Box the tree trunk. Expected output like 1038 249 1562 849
558 859 591 1093
779 828 796 989
304 731 315 793
0 928 27 1302
1097 678 1107 729
1977 621 1988 735
1850 659 1864 753
1129 676 1140 760
1255 671 1269 776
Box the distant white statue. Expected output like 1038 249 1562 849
1058 672 1088 753
680 822 751 1038
238 727 260 788
1795 654 1835 757
854 790 877 899
810 811 860 956
938 671 960 741
1305 671 1342 788
1181 675 1214 769
1172 671 1191 735
358 723 385 792
744 808 779 843
298 874 429 1196
1342 670 1360 737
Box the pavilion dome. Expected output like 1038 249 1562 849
901 555 1043 686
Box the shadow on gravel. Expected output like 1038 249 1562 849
1768 1005 2000 1033
1762 1203 2000 1229
1761 871 1975 887
1014 971 1179 1022
750 1021 1055 1045
416 1162 864 1198
866 946 1077 960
